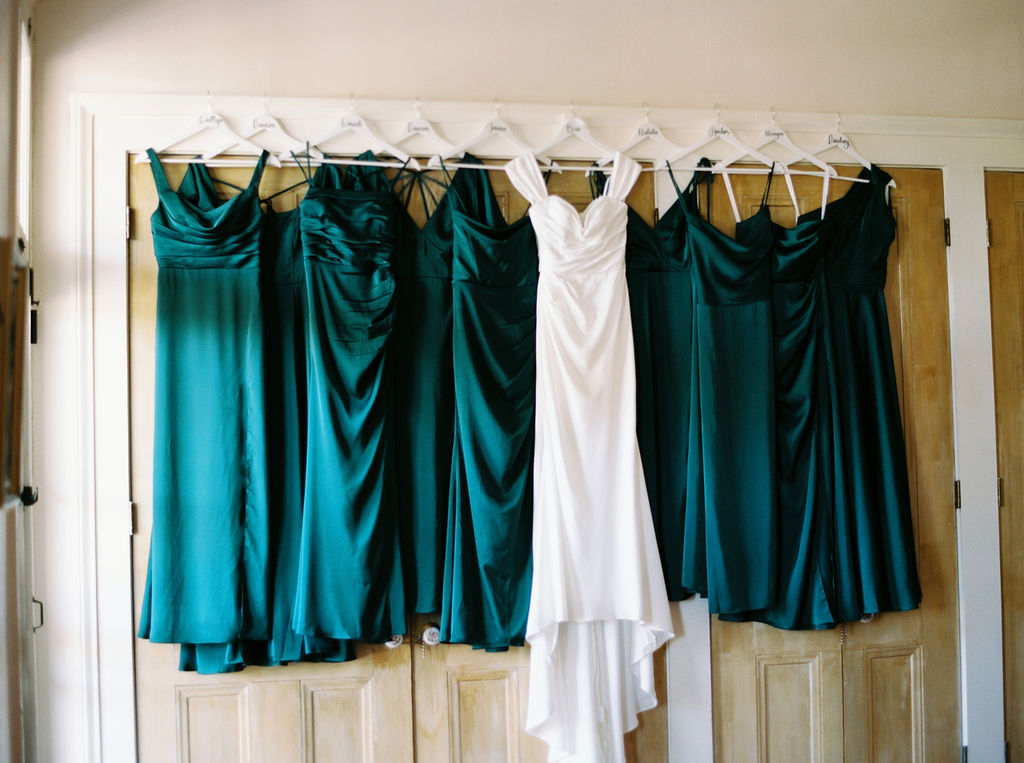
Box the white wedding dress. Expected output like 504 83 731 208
506 153 674 763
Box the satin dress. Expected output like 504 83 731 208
507 153 673 763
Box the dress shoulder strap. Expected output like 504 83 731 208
246 150 269 190
505 154 548 206
604 153 641 201
146 149 172 193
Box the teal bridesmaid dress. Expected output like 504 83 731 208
292 156 407 642
139 150 271 648
441 160 537 650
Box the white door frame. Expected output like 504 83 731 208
50 93 1024 762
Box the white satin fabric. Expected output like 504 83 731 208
506 153 674 763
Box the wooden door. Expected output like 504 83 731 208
704 166 959 762
128 159 669 761
986 170 1024 763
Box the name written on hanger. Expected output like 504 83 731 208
198 114 224 128
763 127 785 140
827 133 851 150
341 117 366 129
488 122 509 135
707 125 732 138
252 117 277 131
407 122 432 134
565 120 583 136
637 126 661 138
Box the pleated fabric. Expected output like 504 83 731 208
139 150 270 647
681 173 778 615
292 158 406 642
719 210 838 629
825 166 921 620
441 159 537 650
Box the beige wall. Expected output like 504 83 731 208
25 1 1024 761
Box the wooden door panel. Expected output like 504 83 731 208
706 166 958 762
986 170 1024 761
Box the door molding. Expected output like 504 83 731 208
59 93 1024 762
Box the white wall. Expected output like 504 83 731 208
28 1 1024 762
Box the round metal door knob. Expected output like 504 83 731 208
384 634 405 649
421 625 441 647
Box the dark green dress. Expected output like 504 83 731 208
441 161 537 649
825 166 920 620
292 157 406 642
719 210 838 630
681 169 778 615
389 166 468 615
139 150 270 647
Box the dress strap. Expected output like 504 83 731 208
505 154 548 206
603 153 641 201
246 150 270 191
146 149 172 193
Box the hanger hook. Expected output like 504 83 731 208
769 105 776 127
570 100 577 119
714 103 721 122
642 102 651 122
835 112 841 133
415 98 423 119
493 98 501 120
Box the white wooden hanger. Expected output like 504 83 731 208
665 105 785 222
201 98 310 164
135 97 280 165
308 99 416 168
597 103 687 166
428 102 543 168
811 114 895 196
391 100 456 162
530 104 617 165
715 107 836 219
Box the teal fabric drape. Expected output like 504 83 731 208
441 162 537 650
139 150 271 647
681 173 778 615
292 158 406 642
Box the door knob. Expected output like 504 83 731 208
421 624 441 647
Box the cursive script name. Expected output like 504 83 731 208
828 133 850 150
341 117 364 129
253 117 277 130
566 120 582 135
637 126 660 138
707 125 731 138
407 122 431 134
488 122 508 134
198 114 223 127
763 128 784 139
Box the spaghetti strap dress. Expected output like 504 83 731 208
389 163 478 615
441 158 537 650
825 166 920 620
507 153 673 763
163 164 353 672
292 155 406 642
138 149 271 648
719 204 838 630
681 167 778 615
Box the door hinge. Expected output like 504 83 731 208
31 597 43 632
954 480 962 510
29 267 38 345
961 744 967 762
129 501 136 535
986 218 992 247
944 217 951 247
998 477 1004 508
125 206 132 241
